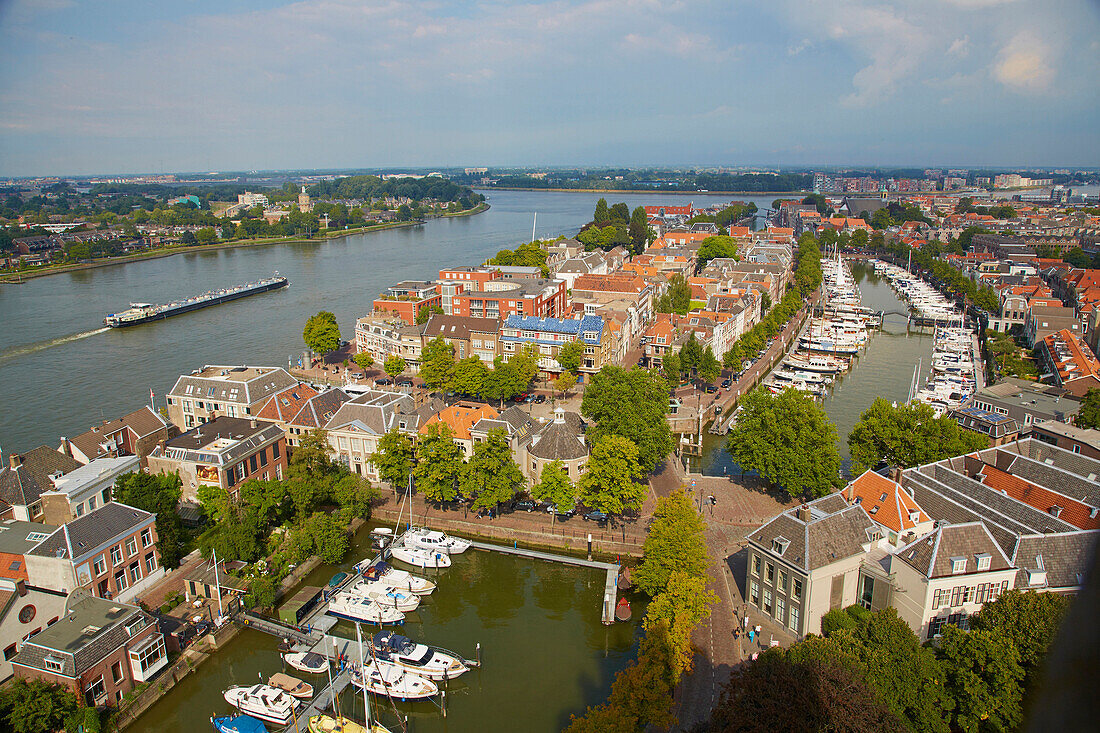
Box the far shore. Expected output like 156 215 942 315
474 186 809 196
0 202 489 284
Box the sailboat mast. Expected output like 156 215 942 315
531 213 537 243
356 622 372 728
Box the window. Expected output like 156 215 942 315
776 596 786 625
763 589 773 614
112 661 123 684
259 450 268 467
789 606 800 631
126 537 137 556
129 562 142 584
750 580 759 605
45 655 64 672
950 586 962 607
778 570 788 592
86 676 106 703
792 578 803 600
114 570 127 592
976 553 991 571
93 556 107 576
272 442 281 460
111 545 123 564
950 557 966 574
751 555 760 576
75 504 85 518
249 455 259 473
765 563 774 583
135 636 166 673
145 553 157 574
88 496 97 511
932 588 943 609
928 616 946 638
141 528 152 548
3 644 16 661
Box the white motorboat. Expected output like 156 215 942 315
349 660 438 700
327 591 406 625
371 630 470 681
405 527 470 554
349 581 421 612
283 651 328 674
359 560 436 595
389 546 452 569
223 684 299 726
785 354 847 374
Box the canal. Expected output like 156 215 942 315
0 188 781 454
692 261 936 477
133 523 645 733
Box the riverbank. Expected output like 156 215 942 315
0 204 490 284
474 186 808 196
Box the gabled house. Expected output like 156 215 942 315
0 448 81 522
166 365 298 430
60 406 170 467
843 470 933 547
323 391 418 479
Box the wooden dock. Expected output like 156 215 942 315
282 669 352 732
466 540 621 625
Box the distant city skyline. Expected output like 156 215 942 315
1 0 1098 176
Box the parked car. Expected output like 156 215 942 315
534 394 546 403
397 379 414 388
375 377 392 385
547 504 576 518
721 378 732 388
582 510 609 523
515 392 529 402
524 394 536 403
513 500 537 512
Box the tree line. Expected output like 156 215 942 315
577 198 651 254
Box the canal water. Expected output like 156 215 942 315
133 523 645 733
693 261 936 477
0 189 780 454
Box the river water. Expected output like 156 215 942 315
0 189 781 454
692 261 936 477
134 522 644 733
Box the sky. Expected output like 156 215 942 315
0 0 1098 176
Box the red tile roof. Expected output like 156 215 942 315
978 464 1099 530
844 470 929 534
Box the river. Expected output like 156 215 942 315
691 261 936 477
133 523 644 733
0 189 782 454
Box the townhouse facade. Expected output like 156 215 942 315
499 314 613 377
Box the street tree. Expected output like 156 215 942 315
662 352 682 390
679 332 703 374
726 387 842 497
1076 388 1100 428
383 355 406 380
353 351 374 371
969 589 1070 691
578 435 646 515
699 346 721 384
452 356 489 396
554 370 578 398
938 626 1024 733
581 365 674 472
371 429 416 487
847 398 988 474
634 489 708 596
303 311 341 355
556 341 584 374
113 471 187 569
413 423 466 503
462 428 525 511
531 460 577 515
420 336 456 392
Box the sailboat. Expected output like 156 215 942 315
309 634 393 733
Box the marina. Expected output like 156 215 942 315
104 273 289 327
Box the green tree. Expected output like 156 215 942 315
0 679 79 733
939 626 1024 733
969 589 1069 691
698 346 720 384
303 310 341 355
383 355 406 380
696 235 739 269
659 273 692 315
554 370 578 398
462 428 525 511
581 366 674 472
1076 388 1100 428
726 387 842 497
114 470 187 569
577 435 646 515
847 398 989 474
634 489 708 596
556 340 584 374
371 429 415 487
628 205 650 253
594 198 610 224
531 460 577 512
662 351 681 390
289 511 350 565
420 336 456 392
331 472 378 523
413 423 466 502
353 351 374 371
452 356 489 396
416 303 444 325
610 202 630 224
678 332 704 374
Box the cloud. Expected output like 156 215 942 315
993 31 1055 92
947 35 970 57
787 38 812 56
938 0 1019 7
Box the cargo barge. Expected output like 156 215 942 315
104 273 288 327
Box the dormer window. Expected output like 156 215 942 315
950 557 967 574
771 537 790 556
976 553 991 571
44 655 64 672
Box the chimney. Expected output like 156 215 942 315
60 437 71 457
9 454 21 470
797 504 811 522
249 418 257 429
15 579 26 597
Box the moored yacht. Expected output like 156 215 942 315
223 684 299 726
371 630 470 681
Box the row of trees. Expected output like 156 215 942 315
727 388 991 498
707 591 1069 732
419 338 541 402
660 332 721 387
687 202 758 232
565 489 715 731
0 679 100 733
578 199 651 254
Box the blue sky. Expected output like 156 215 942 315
0 0 1098 176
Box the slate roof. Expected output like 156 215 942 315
747 493 877 572
290 389 352 429
324 391 416 435
1011 530 1100 591
168 365 297 406
423 315 500 340
0 446 81 509
11 593 151 678
162 417 283 465
0 519 58 555
31 502 154 562
896 522 1013 579
67 406 168 462
528 411 588 461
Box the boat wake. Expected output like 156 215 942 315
0 327 110 363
